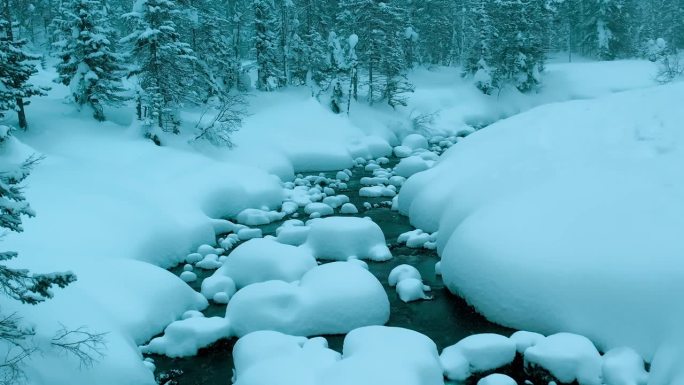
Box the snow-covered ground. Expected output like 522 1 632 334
1 58 674 384
399 67 684 381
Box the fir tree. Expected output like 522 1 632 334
0 0 46 129
253 0 282 90
52 0 128 121
462 0 497 94
122 0 196 138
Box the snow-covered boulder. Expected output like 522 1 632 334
388 264 422 286
402 134 428 151
394 156 430 178
440 334 517 381
322 326 444 385
396 278 432 303
304 202 334 217
601 347 648 385
301 217 392 261
227 262 390 337
141 316 231 357
204 238 317 290
524 333 602 385
478 374 517 385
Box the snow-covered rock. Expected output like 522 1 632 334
388 264 422 286
141 316 231 357
339 203 359 214
440 334 517 381
524 333 602 385
402 134 428 151
478 374 517 385
601 347 648 385
227 262 389 337
394 156 430 178
304 202 334 217
396 278 432 303
236 208 285 226
301 217 392 261
200 275 237 301
204 238 317 289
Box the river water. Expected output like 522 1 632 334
148 158 514 385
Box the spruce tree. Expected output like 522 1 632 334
463 0 497 94
122 0 196 138
253 0 282 90
0 0 46 129
52 0 128 121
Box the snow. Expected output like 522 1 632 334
3 57 669 384
203 238 317 289
323 326 444 385
301 217 392 261
236 208 286 226
601 347 648 385
233 331 340 385
524 333 602 385
401 134 428 150
440 334 517 381
388 264 422 286
304 202 335 217
226 262 389 337
478 374 517 385
200 275 236 301
233 326 442 385
275 223 311 246
339 202 359 214
510 331 545 354
396 278 432 303
393 156 431 178
141 315 231 358
399 81 684 360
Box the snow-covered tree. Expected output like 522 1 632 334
122 0 196 139
52 0 128 121
253 0 282 90
0 1 46 129
337 0 413 107
462 0 497 93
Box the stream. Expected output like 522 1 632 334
148 156 514 385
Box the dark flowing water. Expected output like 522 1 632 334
149 159 513 385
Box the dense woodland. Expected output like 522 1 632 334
1 0 683 141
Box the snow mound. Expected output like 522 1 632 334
394 156 431 178
203 238 317 290
602 347 648 385
233 331 340 385
524 333 602 385
323 326 444 385
236 208 286 226
301 217 392 261
396 278 432 303
478 374 517 385
226 262 389 337
440 333 517 381
232 326 442 385
399 82 684 360
141 316 231 358
402 134 429 150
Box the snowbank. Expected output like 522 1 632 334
399 82 684 360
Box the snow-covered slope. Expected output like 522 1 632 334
399 82 684 364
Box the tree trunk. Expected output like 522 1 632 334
3 0 29 130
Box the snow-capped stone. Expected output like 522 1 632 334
396 278 432 303
440 334 517 381
340 203 359 214
524 333 602 385
388 264 422 286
